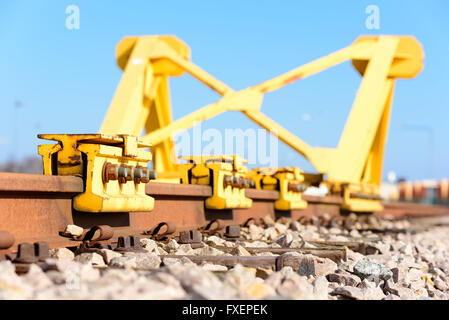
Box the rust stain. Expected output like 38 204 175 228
69 155 81 161
283 73 303 86
57 161 81 167
256 80 271 93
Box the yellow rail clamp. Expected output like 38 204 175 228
37 134 155 213
249 167 308 211
328 182 383 213
177 155 253 210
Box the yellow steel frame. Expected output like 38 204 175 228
100 35 423 212
176 155 253 209
248 167 308 211
38 134 155 212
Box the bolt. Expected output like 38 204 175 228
288 182 307 193
190 230 202 243
102 162 119 183
223 175 233 187
224 225 241 239
140 168 156 183
232 176 243 188
34 242 50 261
133 167 143 183
148 170 157 180
130 236 142 250
125 165 133 182
115 236 131 251
14 243 38 264
140 168 149 183
117 165 129 184
178 231 191 244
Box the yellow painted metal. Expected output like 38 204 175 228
99 35 232 174
37 134 155 212
100 35 423 213
248 167 308 211
177 155 253 209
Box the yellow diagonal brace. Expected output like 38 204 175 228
143 40 373 150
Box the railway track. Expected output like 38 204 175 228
1 197 448 300
1 171 449 261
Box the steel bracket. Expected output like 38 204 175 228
37 134 155 212
177 155 253 209
249 167 308 210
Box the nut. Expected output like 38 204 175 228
102 162 118 183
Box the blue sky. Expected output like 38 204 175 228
0 1 448 180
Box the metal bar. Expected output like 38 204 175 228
210 246 345 262
160 254 307 271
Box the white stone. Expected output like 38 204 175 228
289 239 306 248
206 236 226 246
193 244 226 256
101 268 138 282
75 252 106 267
435 278 448 291
245 240 269 248
332 286 364 300
224 264 258 289
63 224 84 237
233 245 251 256
110 256 137 269
349 229 360 238
274 223 288 234
122 252 161 269
140 238 159 253
174 244 195 255
168 262 231 299
248 224 263 240
262 227 279 241
99 249 122 264
327 272 361 287
407 268 423 282
276 233 293 247
201 263 228 272
165 239 180 252
362 286 386 300
50 248 75 260
313 276 329 300
399 244 414 256
21 264 53 290
277 273 315 299
162 257 195 267
298 254 338 277
0 261 32 299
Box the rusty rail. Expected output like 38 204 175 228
1 172 449 253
